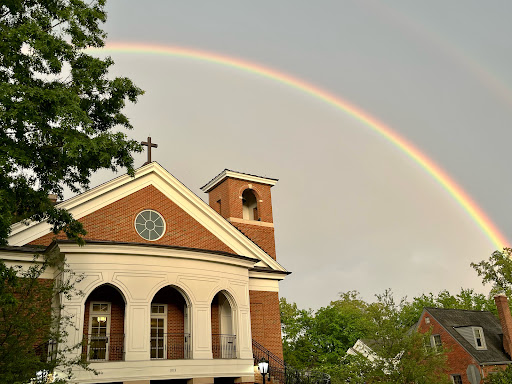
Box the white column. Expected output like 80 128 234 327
192 303 213 359
124 302 150 361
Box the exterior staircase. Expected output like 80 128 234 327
252 340 330 384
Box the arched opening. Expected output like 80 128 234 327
82 284 126 361
211 291 236 359
242 189 258 221
151 286 191 360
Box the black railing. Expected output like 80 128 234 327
151 332 191 359
82 333 125 361
35 340 58 362
212 334 237 359
252 339 330 384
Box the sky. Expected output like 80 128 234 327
84 1 512 310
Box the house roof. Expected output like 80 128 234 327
424 307 511 364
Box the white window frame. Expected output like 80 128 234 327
88 302 111 361
451 374 463 384
430 334 442 351
151 304 168 359
472 326 487 350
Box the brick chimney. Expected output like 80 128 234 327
201 169 278 259
494 294 512 358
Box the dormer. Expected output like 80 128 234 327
201 170 279 259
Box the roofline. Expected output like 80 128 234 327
49 239 261 263
480 360 512 366
0 245 46 253
200 169 278 192
250 266 292 275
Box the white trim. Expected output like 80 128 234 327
150 303 168 359
7 163 288 274
57 242 259 270
135 209 166 241
200 170 277 193
228 217 274 227
88 301 111 361
472 326 487 350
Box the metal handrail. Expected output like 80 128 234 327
150 332 191 360
212 334 237 359
82 333 125 361
252 339 330 384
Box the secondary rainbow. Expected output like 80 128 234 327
86 42 508 249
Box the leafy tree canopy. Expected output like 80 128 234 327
0 0 143 245
0 252 88 383
280 287 498 383
471 248 512 298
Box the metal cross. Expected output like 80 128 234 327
141 136 158 165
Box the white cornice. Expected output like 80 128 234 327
7 163 288 274
200 170 278 192
56 242 259 269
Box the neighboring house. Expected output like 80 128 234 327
347 339 380 363
417 295 512 384
1 162 289 384
346 338 398 374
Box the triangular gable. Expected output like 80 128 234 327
8 163 287 272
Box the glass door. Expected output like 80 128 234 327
151 304 167 359
89 303 110 360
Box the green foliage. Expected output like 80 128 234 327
280 288 498 383
483 365 512 383
471 248 512 298
0 255 89 384
280 291 377 368
0 0 144 245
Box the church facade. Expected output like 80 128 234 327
3 162 288 384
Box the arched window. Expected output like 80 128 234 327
151 286 191 360
211 291 236 359
82 284 126 361
242 189 258 221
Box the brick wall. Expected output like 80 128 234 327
30 185 234 255
231 223 276 259
206 178 276 259
207 179 274 224
249 290 283 360
417 311 477 384
211 294 221 358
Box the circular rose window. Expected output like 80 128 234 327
134 210 166 241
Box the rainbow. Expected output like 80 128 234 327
85 42 509 249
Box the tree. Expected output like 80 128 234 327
362 290 450 384
0 251 87 383
1 0 142 381
280 291 451 383
471 248 512 298
483 365 512 383
0 0 144 245
280 292 377 369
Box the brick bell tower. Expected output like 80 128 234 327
201 169 278 259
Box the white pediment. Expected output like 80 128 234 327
8 162 287 272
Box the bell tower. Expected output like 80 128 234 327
201 169 278 259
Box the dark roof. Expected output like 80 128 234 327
425 307 511 364
0 245 46 253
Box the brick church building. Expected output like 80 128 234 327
2 162 289 384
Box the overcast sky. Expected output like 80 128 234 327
84 1 512 310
